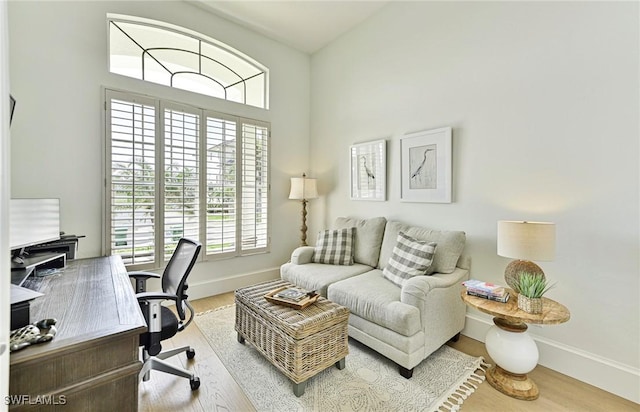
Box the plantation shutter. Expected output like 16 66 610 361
106 89 270 269
205 114 237 256
163 105 200 261
241 122 269 252
107 93 157 266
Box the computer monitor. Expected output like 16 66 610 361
10 198 61 264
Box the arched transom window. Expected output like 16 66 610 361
109 15 268 109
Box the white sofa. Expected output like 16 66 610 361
280 217 470 378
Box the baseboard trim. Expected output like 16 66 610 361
188 267 280 300
462 313 640 404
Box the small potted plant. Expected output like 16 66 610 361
515 272 555 314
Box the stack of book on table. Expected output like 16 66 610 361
274 288 309 302
264 286 319 309
463 279 510 303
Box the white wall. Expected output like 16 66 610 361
7 0 639 403
8 1 310 294
310 1 639 402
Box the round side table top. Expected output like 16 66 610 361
461 289 570 325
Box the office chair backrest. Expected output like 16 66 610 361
162 238 202 320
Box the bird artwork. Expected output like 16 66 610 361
409 145 436 190
410 147 435 179
360 155 375 184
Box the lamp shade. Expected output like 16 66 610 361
497 221 555 261
289 175 318 200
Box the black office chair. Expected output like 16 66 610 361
128 237 202 390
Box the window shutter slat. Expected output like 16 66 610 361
109 97 156 266
164 107 200 260
205 116 237 255
241 123 269 251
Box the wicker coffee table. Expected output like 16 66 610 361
235 279 349 396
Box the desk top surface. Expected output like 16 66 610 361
10 255 146 365
461 289 570 326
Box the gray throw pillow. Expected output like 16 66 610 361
334 217 387 267
382 232 437 287
404 227 465 274
312 227 356 265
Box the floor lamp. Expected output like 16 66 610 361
289 173 318 246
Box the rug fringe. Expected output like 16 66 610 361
433 356 490 412
195 303 235 317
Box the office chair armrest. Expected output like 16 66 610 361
136 292 178 337
136 292 194 333
136 292 178 304
128 271 161 293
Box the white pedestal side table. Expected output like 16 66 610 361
461 289 570 400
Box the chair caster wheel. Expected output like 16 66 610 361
186 348 196 359
190 376 200 390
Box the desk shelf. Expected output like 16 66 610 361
11 252 66 287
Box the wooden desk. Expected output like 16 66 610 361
461 289 570 401
9 256 146 411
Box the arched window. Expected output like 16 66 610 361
108 15 268 109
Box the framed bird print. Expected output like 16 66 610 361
350 139 386 201
400 127 452 203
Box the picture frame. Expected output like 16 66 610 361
400 127 452 203
350 139 386 201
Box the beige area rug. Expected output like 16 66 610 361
195 305 488 412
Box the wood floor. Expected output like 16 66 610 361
139 292 638 412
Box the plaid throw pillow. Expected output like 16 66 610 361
312 227 355 265
382 232 437 287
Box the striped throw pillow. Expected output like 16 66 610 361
312 227 355 265
382 232 437 287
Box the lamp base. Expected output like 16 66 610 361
504 260 545 292
299 199 308 246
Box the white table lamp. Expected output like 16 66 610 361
289 173 318 246
497 220 555 290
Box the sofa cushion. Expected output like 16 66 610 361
382 232 437 287
280 262 372 297
379 221 465 274
334 216 387 267
312 227 355 265
328 270 422 337
406 227 465 274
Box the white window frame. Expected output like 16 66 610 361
107 14 269 109
105 89 270 270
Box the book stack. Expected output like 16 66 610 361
264 286 320 309
273 287 309 302
463 279 510 303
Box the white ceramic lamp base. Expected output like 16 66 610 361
484 318 540 400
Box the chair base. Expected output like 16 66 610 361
140 345 200 390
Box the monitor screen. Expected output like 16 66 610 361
10 198 60 251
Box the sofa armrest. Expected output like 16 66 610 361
402 267 470 353
401 267 469 307
290 246 315 265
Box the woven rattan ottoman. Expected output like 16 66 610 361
235 279 349 396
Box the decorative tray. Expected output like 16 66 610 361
264 286 319 309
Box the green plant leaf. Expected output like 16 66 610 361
515 272 556 298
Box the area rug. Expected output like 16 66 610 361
195 305 488 412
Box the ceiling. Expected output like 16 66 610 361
190 1 389 54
